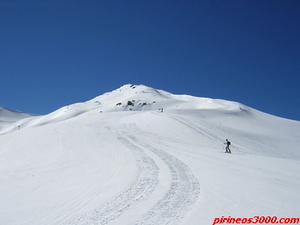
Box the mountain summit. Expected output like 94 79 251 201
88 84 247 113
1 84 248 134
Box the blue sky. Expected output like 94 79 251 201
1 0 300 121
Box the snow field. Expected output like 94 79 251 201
0 84 299 224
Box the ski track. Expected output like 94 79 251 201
65 132 159 225
128 135 200 225
65 118 200 225
169 115 223 144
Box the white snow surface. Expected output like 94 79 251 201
0 84 299 225
0 107 34 130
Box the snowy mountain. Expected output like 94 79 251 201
0 107 35 130
0 84 299 225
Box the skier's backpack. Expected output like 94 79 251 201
228 141 231 145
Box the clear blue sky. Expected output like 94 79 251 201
1 0 300 121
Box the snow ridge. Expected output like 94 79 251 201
0 107 34 130
0 84 248 135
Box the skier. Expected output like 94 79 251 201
225 139 231 153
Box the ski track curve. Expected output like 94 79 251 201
128 135 200 225
65 132 159 225
65 118 200 225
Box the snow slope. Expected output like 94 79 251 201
0 107 34 130
0 84 299 225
